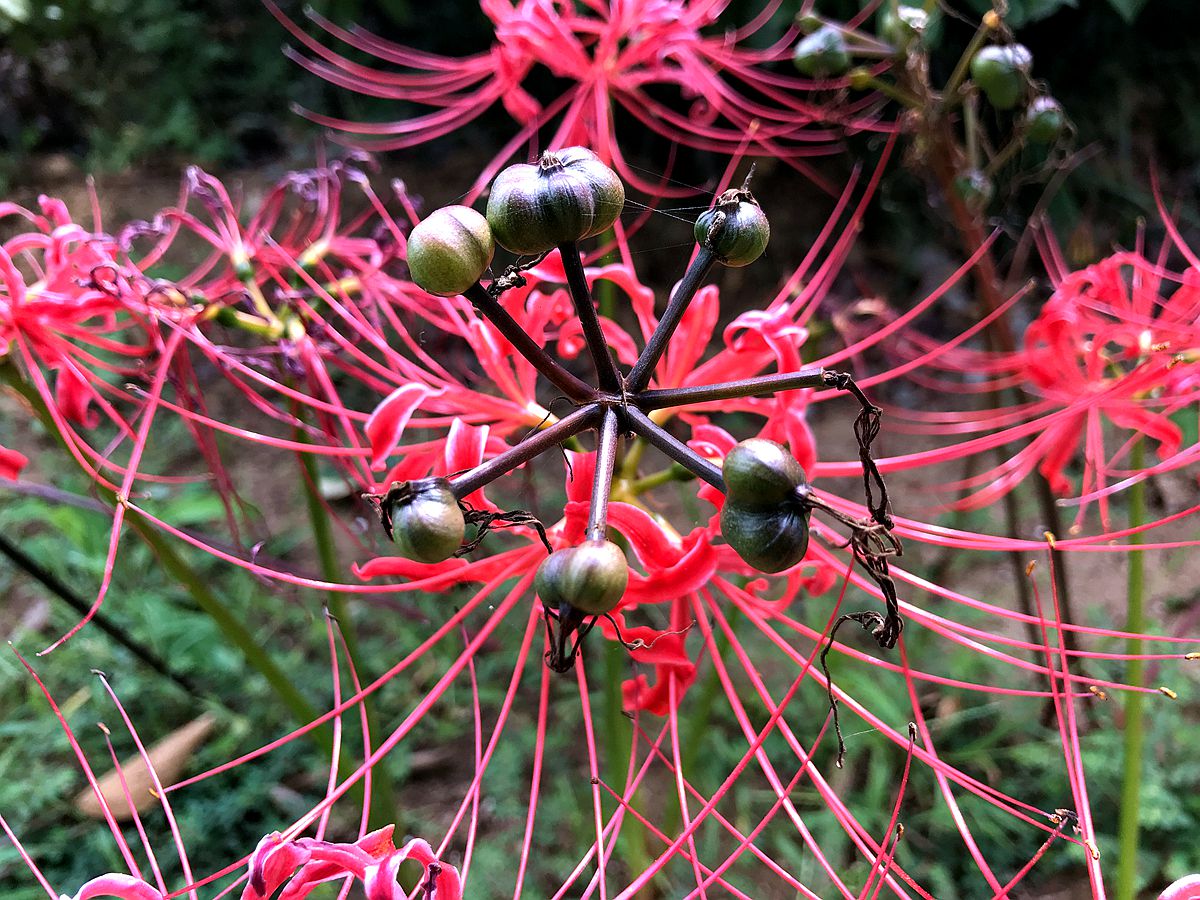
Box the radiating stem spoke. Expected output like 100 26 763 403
586 408 621 542
637 367 827 410
449 404 600 500
626 248 718 393
623 406 724 491
559 242 621 393
464 283 595 402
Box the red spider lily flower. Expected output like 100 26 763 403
1 196 153 447
1021 249 1199 498
867 241 1200 527
269 0 889 195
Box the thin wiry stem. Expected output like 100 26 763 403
1116 437 1147 900
560 242 622 392
297 427 396 831
625 248 718 393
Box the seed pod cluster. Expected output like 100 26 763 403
720 439 812 573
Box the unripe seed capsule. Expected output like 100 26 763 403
407 206 495 297
486 147 625 256
383 477 466 564
695 187 770 268
535 539 629 616
970 44 1032 110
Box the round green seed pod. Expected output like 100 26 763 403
792 26 850 78
384 477 466 564
486 147 625 256
720 439 811 574
953 168 993 212
407 206 495 297
535 539 629 616
695 187 770 268
720 501 811 574
1025 96 1067 144
970 44 1032 110
722 439 808 510
878 3 942 52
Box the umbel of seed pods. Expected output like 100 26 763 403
374 147 903 679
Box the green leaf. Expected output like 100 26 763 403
1107 0 1149 21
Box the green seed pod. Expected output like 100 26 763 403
407 206 495 297
485 147 625 256
722 439 808 510
720 439 811 573
792 26 850 78
878 4 942 53
796 12 823 34
970 44 1032 110
694 187 770 268
382 477 466 564
720 501 811 574
953 168 993 212
1025 96 1067 144
535 539 629 616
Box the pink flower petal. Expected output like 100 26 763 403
68 874 165 900
0 443 28 481
365 384 439 470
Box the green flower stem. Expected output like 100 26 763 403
941 13 996 103
131 515 323 734
297 442 397 828
630 464 695 495
1115 438 1147 900
0 530 209 703
602 637 650 880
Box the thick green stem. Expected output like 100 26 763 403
298 445 397 827
1115 439 1147 900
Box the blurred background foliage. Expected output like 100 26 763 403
1 0 1196 181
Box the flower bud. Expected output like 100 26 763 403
792 26 850 77
695 187 770 268
486 147 625 255
383 477 466 564
535 539 629 616
1025 96 1067 144
970 44 1032 110
407 206 495 297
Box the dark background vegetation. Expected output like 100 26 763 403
2 1 1199 897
